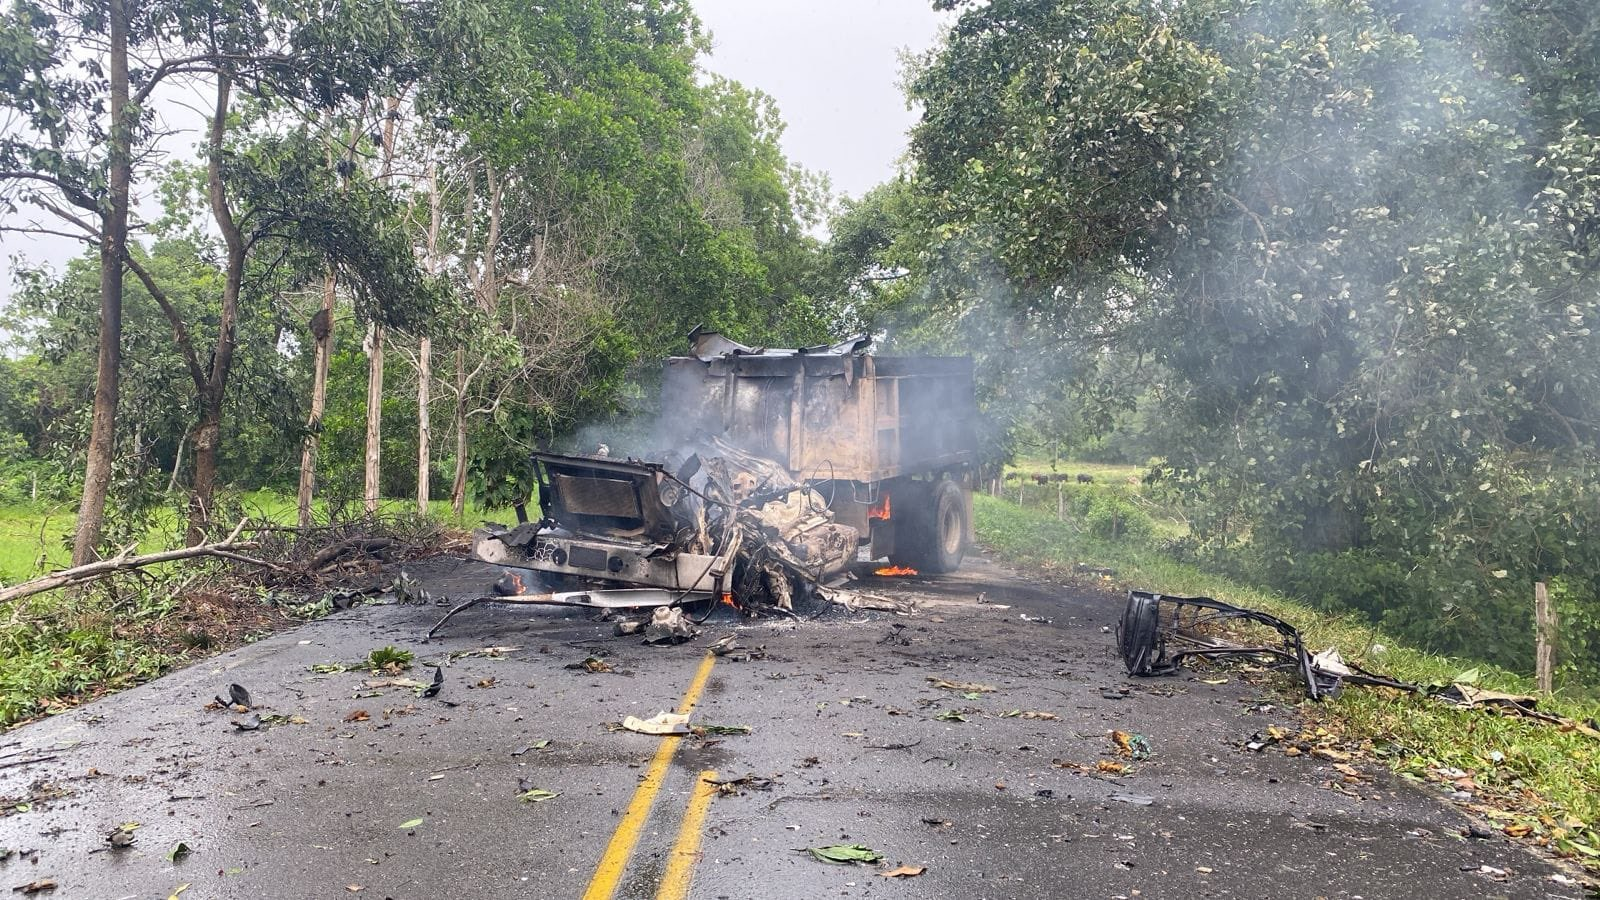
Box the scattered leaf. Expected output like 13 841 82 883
11 880 56 895
935 710 966 722
517 789 560 803
804 844 884 865
166 842 192 863
879 865 925 878
693 724 752 736
926 677 995 693
344 710 371 723
367 647 414 672
1111 730 1151 760
397 818 424 830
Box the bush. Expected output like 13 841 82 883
1083 491 1152 541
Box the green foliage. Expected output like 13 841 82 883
366 646 414 671
0 587 174 726
1082 490 1152 542
1550 577 1600 686
900 0 1600 676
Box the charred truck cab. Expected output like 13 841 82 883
468 330 978 619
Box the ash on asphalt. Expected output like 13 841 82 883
0 553 1584 900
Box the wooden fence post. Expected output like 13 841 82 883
1534 580 1557 694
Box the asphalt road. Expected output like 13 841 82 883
0 553 1585 900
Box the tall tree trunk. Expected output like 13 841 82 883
417 160 441 516
297 269 336 528
165 433 184 494
417 336 432 514
364 322 384 516
189 71 244 546
451 347 468 518
72 0 132 565
363 95 401 517
482 161 501 314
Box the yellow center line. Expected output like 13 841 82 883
656 769 718 900
581 652 718 900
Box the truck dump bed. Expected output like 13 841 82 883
659 330 979 483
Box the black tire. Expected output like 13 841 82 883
892 479 968 573
1118 592 1161 675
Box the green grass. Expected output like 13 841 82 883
0 503 74 584
0 491 493 585
1006 456 1144 483
974 492 1600 870
0 490 494 728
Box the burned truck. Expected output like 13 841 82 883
465 331 978 620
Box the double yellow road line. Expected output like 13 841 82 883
582 653 719 900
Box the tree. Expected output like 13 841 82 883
904 0 1600 666
0 0 475 548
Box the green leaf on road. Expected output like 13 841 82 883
517 789 560 803
694 724 753 735
166 841 192 863
804 844 884 864
398 818 424 829
935 710 967 722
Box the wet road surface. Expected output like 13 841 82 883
0 554 1584 899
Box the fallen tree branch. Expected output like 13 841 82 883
0 519 260 606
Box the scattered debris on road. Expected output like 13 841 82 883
420 666 444 698
802 844 884 865
1111 730 1152 760
642 606 698 645
515 786 560 803
1120 589 1600 740
621 712 691 735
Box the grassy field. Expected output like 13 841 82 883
0 491 494 726
974 491 1600 873
0 491 492 585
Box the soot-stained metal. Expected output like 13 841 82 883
425 330 980 636
1118 590 1331 699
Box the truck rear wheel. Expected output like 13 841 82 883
891 479 968 574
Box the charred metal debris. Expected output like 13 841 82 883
1117 590 1600 737
419 330 978 636
1118 589 1454 701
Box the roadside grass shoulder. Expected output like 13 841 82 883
0 491 490 729
974 493 1600 872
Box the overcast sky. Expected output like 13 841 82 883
693 0 947 202
0 1 948 298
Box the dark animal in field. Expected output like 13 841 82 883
1034 474 1050 485
1076 473 1095 483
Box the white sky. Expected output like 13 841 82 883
0 1 948 300
693 0 947 202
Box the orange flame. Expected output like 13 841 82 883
874 565 918 576
867 493 891 520
720 591 739 608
